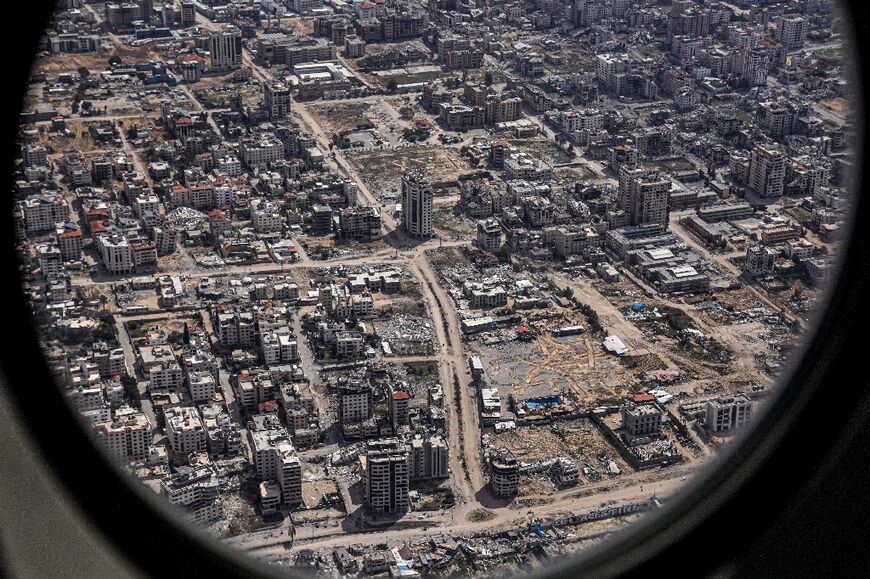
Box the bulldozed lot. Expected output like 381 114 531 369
470 334 643 407
33 42 169 75
433 208 475 238
38 120 102 154
306 99 414 137
489 419 632 484
306 101 379 135
345 145 468 200
194 81 261 109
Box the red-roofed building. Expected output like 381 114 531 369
390 390 410 427
208 208 230 240
85 208 110 223
55 222 82 261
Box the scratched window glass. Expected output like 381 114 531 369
20 0 855 575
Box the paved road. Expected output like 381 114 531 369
113 316 157 429
409 255 486 496
117 121 154 188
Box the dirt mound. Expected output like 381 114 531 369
466 508 497 522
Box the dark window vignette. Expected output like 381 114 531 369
0 2 868 579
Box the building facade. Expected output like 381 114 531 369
400 170 433 238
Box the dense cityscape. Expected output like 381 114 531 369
17 0 852 576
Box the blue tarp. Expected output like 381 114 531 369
524 396 563 410
632 303 646 312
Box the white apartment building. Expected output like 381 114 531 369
152 226 176 255
165 406 208 459
292 0 323 13
262 332 282 366
401 170 433 238
706 394 753 434
621 402 664 436
560 108 603 132
504 153 553 181
38 243 64 279
264 81 291 119
749 144 786 198
619 167 671 227
744 245 778 276
551 225 600 258
273 282 300 301
22 144 48 166
276 448 303 507
777 14 807 50
21 193 70 233
161 464 223 524
140 345 184 391
351 295 374 318
340 385 371 423
469 286 508 309
215 155 242 176
489 450 520 497
409 434 449 481
476 218 503 252
252 200 284 233
596 53 626 84
250 428 288 479
96 234 134 274
365 439 410 515
261 332 298 366
133 194 160 223
208 26 242 72
335 332 365 359
217 311 256 347
239 135 284 167
94 407 151 462
68 386 104 413
278 333 298 361
249 429 303 507
55 222 83 261
188 371 217 402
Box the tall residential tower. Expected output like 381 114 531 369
400 169 433 238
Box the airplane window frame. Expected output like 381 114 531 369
2 2 868 577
